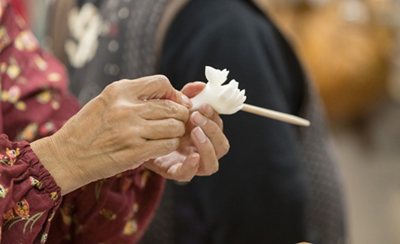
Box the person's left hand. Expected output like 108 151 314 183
143 82 229 181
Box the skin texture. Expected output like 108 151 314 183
31 77 229 195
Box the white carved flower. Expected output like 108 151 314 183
190 66 246 114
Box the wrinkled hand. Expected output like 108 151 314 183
144 82 230 182
31 75 192 195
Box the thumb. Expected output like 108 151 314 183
136 75 192 108
181 82 206 98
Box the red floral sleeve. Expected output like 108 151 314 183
0 0 80 142
0 135 62 243
0 1 165 243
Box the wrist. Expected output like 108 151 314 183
30 135 85 195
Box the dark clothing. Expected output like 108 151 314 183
160 0 310 243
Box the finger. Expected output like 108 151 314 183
181 82 206 98
191 112 229 159
199 104 223 129
139 99 190 123
143 153 200 182
191 127 219 176
134 75 192 108
142 119 186 140
166 153 200 182
142 138 180 160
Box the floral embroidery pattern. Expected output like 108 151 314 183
3 210 46 234
6 63 20 80
34 55 47 71
60 203 73 226
29 177 41 189
18 123 38 141
0 26 10 52
1 84 26 111
3 209 14 220
14 30 38 52
122 178 132 192
124 202 139 220
50 192 58 201
0 148 20 166
14 198 29 218
0 184 8 198
141 170 151 188
14 100 26 110
47 73 61 82
35 89 61 110
8 85 21 103
99 209 117 221
95 179 106 201
39 122 55 137
123 219 138 235
41 233 47 243
0 58 29 111
48 212 55 222
3 198 47 234
133 203 139 213
0 62 6 73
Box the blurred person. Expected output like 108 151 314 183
46 0 346 243
160 1 346 244
0 1 228 243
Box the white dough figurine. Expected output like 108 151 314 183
190 66 246 114
190 66 311 127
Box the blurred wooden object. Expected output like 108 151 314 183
255 0 396 123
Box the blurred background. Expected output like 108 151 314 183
14 0 400 243
254 1 400 243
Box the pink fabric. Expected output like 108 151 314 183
0 1 165 243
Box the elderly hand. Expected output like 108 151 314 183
31 75 192 195
143 82 230 182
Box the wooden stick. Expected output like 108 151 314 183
241 104 310 127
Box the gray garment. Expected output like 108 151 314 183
67 0 169 104
299 81 346 244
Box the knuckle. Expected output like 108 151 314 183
202 164 219 176
163 138 180 152
173 121 185 137
211 164 219 174
182 109 190 123
102 82 119 98
210 163 219 174
222 140 230 156
162 100 179 114
165 119 181 135
154 75 170 88
176 176 192 183
218 117 224 130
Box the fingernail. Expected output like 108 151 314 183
193 127 207 143
181 94 192 108
192 112 207 126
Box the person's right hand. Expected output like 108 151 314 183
31 75 192 195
